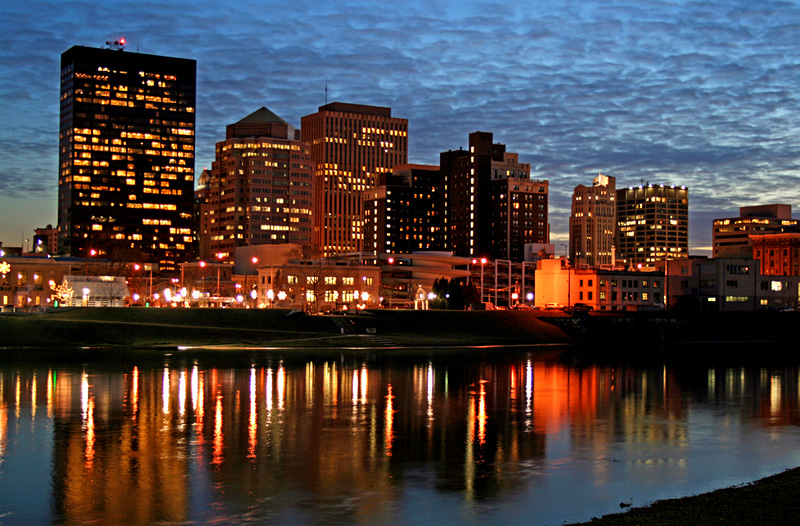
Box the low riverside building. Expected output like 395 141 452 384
379 252 471 308
58 276 130 307
534 257 665 311
0 255 87 310
256 259 380 313
666 257 800 312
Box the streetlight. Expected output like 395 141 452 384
480 258 486 305
250 288 257 308
267 289 275 308
82 287 90 307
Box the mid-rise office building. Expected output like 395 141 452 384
58 45 196 274
713 204 798 258
363 164 443 255
201 108 314 262
616 183 688 266
440 132 548 261
301 103 408 256
569 173 616 267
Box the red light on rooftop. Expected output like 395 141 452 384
120 37 126 45
199 261 206 268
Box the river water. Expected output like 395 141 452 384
0 345 798 525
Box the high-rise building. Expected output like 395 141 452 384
58 45 196 274
363 164 443 255
713 204 798 258
200 108 314 262
616 183 688 266
569 173 616 267
440 132 548 261
301 102 408 256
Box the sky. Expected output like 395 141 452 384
2 0 800 255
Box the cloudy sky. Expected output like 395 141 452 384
2 0 800 254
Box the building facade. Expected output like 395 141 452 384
671 257 800 311
301 103 408 256
440 132 548 261
363 164 443 255
616 184 688 266
534 257 665 311
569 174 616 267
200 108 314 262
750 233 800 276
58 45 196 275
257 259 381 313
713 204 798 259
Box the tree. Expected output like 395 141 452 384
462 280 480 307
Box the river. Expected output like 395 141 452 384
0 344 798 525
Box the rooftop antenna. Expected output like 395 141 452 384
325 77 328 105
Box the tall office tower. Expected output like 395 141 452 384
440 132 548 261
712 204 798 258
569 173 616 267
616 183 689 266
195 169 213 260
363 164 444 255
202 108 314 262
58 45 196 274
301 103 408 256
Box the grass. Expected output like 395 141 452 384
568 467 800 525
0 308 575 349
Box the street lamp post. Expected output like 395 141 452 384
480 258 486 305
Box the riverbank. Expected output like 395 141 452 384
568 467 800 525
0 307 573 349
2 308 800 350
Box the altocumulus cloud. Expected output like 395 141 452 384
2 0 800 251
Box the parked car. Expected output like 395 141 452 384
564 303 593 314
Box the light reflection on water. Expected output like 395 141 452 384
0 349 798 525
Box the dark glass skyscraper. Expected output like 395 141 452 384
58 45 196 274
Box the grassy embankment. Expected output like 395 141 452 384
0 307 573 349
3 308 800 350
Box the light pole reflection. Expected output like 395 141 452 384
385 384 395 457
477 380 488 446
82 371 95 469
277 364 285 411
248 367 257 459
162 367 170 415
179 370 186 418
31 372 37 421
212 392 223 466
132 366 139 421
427 363 434 422
525 360 533 431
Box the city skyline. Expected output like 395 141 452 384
3 0 800 254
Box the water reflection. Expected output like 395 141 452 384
0 351 798 525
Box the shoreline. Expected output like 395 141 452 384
566 467 800 525
4 307 800 350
